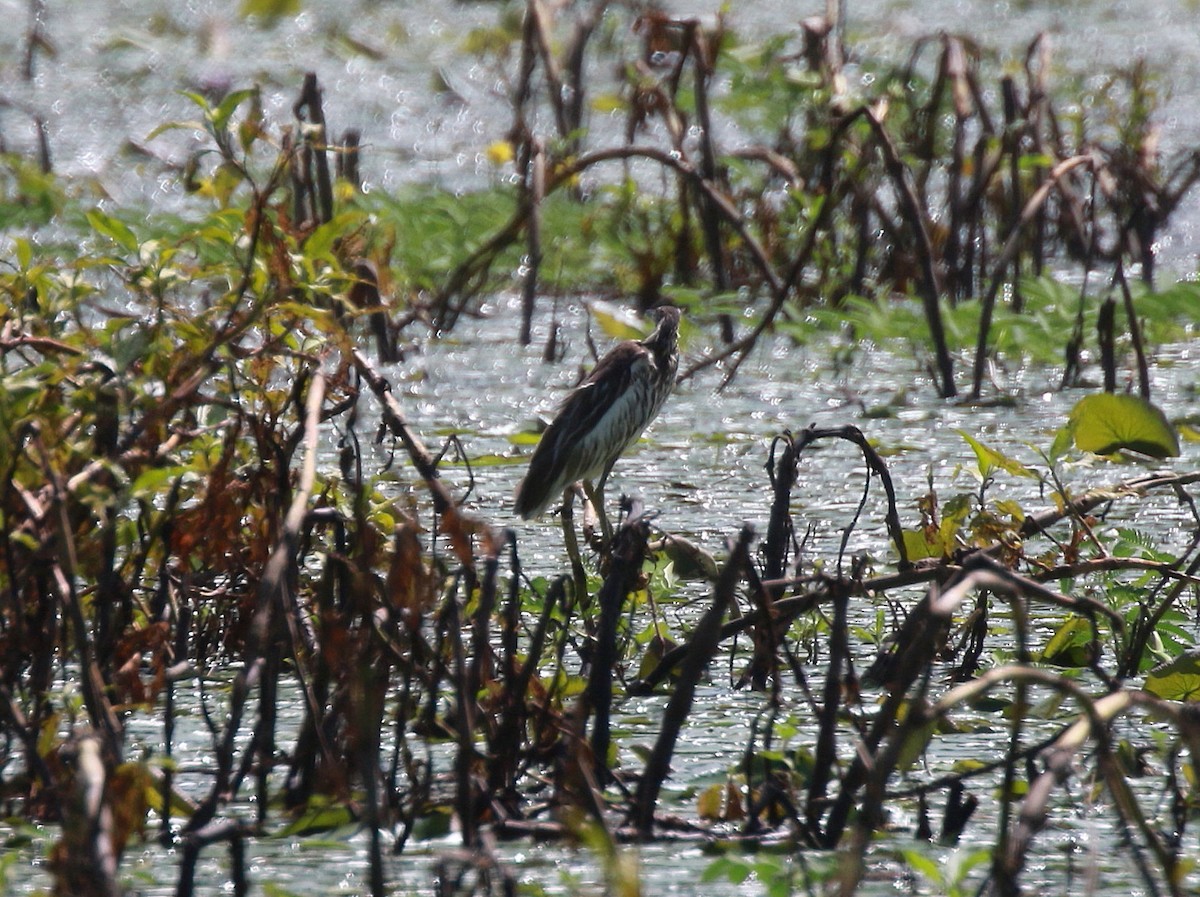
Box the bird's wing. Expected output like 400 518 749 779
544 342 651 476
554 345 652 477
514 343 653 518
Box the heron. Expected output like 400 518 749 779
514 306 680 525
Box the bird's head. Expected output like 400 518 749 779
644 305 681 350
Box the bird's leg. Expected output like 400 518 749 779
582 477 613 547
579 480 601 544
560 486 590 608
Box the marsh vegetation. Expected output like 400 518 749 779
5 1 1200 895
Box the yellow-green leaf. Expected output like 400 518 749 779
86 209 138 252
903 527 953 561
1049 424 1074 460
1068 393 1180 459
697 783 725 820
589 300 647 341
1145 650 1200 701
209 88 259 134
15 236 32 269
239 0 300 20
1039 616 1095 667
1178 423 1200 444
591 93 627 114
896 718 935 772
959 431 1035 478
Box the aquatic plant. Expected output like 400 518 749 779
4 4 1200 897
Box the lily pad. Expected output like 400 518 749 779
1144 650 1200 701
1068 393 1180 459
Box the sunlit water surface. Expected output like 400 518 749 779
3 0 1200 894
6 294 1199 895
1 0 1198 270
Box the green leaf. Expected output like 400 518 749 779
1144 650 1200 701
701 855 753 884
262 885 305 897
178 90 212 112
460 24 518 57
946 847 993 884
993 499 1026 523
239 0 301 20
1039 616 1095 667
590 300 647 341
591 92 627 114
508 430 541 447
1049 424 1075 461
896 718 935 772
209 88 259 134
958 431 1035 478
900 849 943 883
1068 393 1180 459
662 534 719 581
86 209 138 252
903 524 956 561
130 466 192 500
275 800 354 836
145 118 209 142
14 236 32 270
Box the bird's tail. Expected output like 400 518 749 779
513 475 552 520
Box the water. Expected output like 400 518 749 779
3 1 1200 894
10 292 1194 895
1 0 1198 271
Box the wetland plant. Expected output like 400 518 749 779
4 3 1200 896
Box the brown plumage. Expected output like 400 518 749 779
514 306 680 519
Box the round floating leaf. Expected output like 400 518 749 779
276 799 355 837
1144 650 1200 701
662 534 719 581
1068 393 1180 459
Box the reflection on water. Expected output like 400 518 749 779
2 291 1196 894
0 0 1197 271
3 0 1200 892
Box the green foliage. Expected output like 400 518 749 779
703 850 835 897
719 36 830 142
1039 616 1096 667
274 798 356 837
0 86 376 742
238 0 301 22
1144 651 1200 701
363 185 520 291
0 850 18 890
898 846 992 897
959 432 1036 479
0 154 66 229
778 272 1200 378
1066 393 1180 458
5 10 1200 896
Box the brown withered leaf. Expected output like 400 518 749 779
109 762 153 855
386 513 436 623
112 622 171 706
